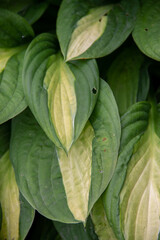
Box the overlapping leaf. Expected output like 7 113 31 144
0 122 34 240
120 100 160 240
22 33 99 152
133 0 160 61
0 50 27 124
57 0 139 61
107 47 149 115
10 79 120 223
90 102 150 240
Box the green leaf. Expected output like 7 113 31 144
0 45 26 73
19 194 35 240
103 102 150 240
54 216 98 240
88 79 121 211
22 33 99 152
133 0 160 61
20 2 49 25
57 0 139 60
0 0 34 13
0 8 34 48
91 198 117 240
10 80 120 223
0 151 20 240
0 50 27 124
107 47 148 115
120 100 160 240
10 108 77 223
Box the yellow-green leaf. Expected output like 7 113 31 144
91 198 117 240
44 53 77 151
66 5 112 61
0 45 26 73
56 122 94 222
120 101 160 240
0 151 20 240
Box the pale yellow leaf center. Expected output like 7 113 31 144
0 151 20 240
44 53 77 151
66 5 113 61
57 122 94 222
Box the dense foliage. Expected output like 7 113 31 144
0 0 160 239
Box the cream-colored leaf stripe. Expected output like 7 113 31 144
0 151 20 240
57 122 94 222
91 198 117 240
66 5 113 61
0 45 26 73
44 53 77 152
120 105 160 240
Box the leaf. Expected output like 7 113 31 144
57 0 139 60
20 2 49 25
133 0 160 61
54 216 98 240
10 108 77 223
0 50 27 124
0 151 20 240
19 194 35 240
103 102 150 240
10 79 120 223
120 100 160 240
91 198 117 240
88 79 121 211
0 8 34 48
22 33 99 152
56 122 94 222
0 0 34 13
0 45 26 73
107 47 147 115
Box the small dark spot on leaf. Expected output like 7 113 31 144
104 13 108 16
104 149 106 152
92 88 97 94
103 138 107 141
99 18 102 22
126 13 129 16
145 28 148 31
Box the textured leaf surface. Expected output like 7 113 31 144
103 102 150 240
57 0 139 60
57 122 94 222
10 109 77 223
120 100 160 240
10 80 120 223
107 47 145 115
0 8 34 48
133 0 160 61
23 33 99 151
0 151 20 240
88 79 121 211
91 198 117 240
0 50 27 124
0 45 26 73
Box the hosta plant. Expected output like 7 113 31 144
0 0 160 239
